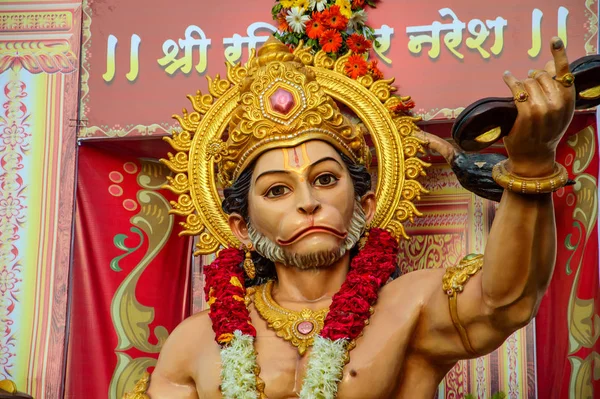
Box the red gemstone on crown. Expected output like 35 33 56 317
269 88 296 115
297 321 314 335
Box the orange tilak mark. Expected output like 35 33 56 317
301 144 310 166
281 144 312 174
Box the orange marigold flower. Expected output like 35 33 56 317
346 33 372 54
277 10 291 32
319 29 343 53
321 5 348 30
306 13 325 39
368 59 383 80
345 54 368 79
352 0 365 8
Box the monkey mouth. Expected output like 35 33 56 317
277 226 347 246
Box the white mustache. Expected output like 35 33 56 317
247 199 367 269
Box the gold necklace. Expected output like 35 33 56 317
253 280 329 356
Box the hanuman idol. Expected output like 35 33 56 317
125 35 582 398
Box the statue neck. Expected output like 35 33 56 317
272 252 350 303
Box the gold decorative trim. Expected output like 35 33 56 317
254 280 328 356
79 123 179 138
0 40 77 74
122 372 150 399
492 161 568 195
161 41 430 254
584 0 599 55
0 11 73 32
442 254 484 296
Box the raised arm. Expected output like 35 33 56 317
411 37 575 362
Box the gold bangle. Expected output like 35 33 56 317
492 160 568 194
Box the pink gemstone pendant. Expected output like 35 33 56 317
297 321 314 335
269 87 296 115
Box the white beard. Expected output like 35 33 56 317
247 199 367 269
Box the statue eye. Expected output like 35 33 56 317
314 173 338 187
266 185 291 198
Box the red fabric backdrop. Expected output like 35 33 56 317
65 141 192 399
535 114 600 399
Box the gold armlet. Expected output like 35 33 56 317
123 372 151 399
442 254 484 356
492 160 568 195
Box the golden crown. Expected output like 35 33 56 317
218 37 370 186
162 36 430 255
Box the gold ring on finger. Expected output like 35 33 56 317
514 91 529 102
554 72 575 87
529 69 546 79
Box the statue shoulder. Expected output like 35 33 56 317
169 309 214 344
154 310 216 376
379 268 446 309
142 311 216 397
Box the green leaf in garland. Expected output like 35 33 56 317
272 3 283 19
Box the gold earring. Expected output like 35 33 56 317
358 224 371 250
243 243 256 279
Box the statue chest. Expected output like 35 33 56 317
250 303 418 399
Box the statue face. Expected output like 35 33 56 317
246 140 358 261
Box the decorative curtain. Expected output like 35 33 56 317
65 141 193 399
535 114 600 399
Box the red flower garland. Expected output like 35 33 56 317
204 228 398 346
306 12 325 39
346 33 372 54
321 228 398 340
204 248 256 344
319 29 343 53
321 6 348 31
344 54 368 79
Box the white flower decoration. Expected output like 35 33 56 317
309 0 327 12
286 6 310 33
348 9 368 31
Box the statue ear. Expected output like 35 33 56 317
228 214 252 246
360 191 376 225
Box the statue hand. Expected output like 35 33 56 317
501 37 575 177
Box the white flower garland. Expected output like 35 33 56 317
220 332 347 399
220 331 259 399
299 336 348 399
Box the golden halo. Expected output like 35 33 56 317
161 44 430 255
